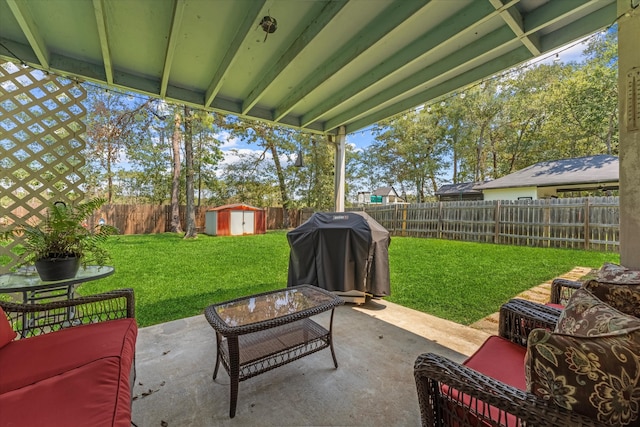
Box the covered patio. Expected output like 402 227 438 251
1 0 640 425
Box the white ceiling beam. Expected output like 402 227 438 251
160 0 186 99
539 2 616 52
489 0 541 55
6 0 49 68
301 0 505 128
241 0 349 115
324 26 516 131
525 0 599 33
318 0 599 131
344 46 533 133
272 0 429 122
92 0 113 84
204 0 268 108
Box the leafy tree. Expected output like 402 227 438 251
372 106 449 202
83 88 152 202
224 118 296 226
213 149 280 206
558 31 618 155
292 132 335 210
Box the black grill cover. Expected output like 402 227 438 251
286 212 391 297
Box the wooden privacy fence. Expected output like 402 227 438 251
350 196 620 252
91 205 302 235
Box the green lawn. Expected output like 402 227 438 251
77 231 619 327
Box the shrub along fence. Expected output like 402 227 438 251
349 196 620 252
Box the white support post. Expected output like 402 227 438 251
618 0 640 268
333 126 346 212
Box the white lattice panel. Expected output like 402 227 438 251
0 61 87 273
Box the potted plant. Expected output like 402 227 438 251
2 198 118 281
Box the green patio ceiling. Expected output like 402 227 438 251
0 0 616 134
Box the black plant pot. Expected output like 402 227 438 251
35 256 81 281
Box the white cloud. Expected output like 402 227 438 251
214 130 241 149
220 147 266 167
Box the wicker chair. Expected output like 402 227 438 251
0 288 135 338
414 299 601 427
549 277 582 307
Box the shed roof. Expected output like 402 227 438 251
436 182 483 196
474 155 619 190
207 203 263 212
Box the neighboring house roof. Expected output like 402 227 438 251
435 182 483 196
373 186 398 196
474 155 619 190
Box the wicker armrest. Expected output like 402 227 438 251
498 298 561 346
414 353 598 427
0 288 135 338
550 278 582 305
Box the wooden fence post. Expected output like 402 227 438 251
543 201 550 248
438 202 443 239
494 201 501 244
584 198 590 250
401 205 407 236
394 204 399 234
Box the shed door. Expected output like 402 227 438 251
230 211 243 235
243 211 254 234
230 211 255 235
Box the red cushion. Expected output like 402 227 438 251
0 318 137 394
441 336 527 426
0 307 17 349
0 357 132 427
0 318 136 427
545 302 565 310
463 335 527 390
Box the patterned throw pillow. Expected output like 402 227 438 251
583 263 640 317
0 307 17 349
525 289 640 426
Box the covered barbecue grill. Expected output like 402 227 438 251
286 212 391 299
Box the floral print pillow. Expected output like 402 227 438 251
525 289 640 426
582 263 640 317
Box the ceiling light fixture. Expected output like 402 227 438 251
259 15 277 42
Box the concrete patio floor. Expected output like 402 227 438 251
131 299 491 427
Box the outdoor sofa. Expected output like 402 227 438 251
0 288 137 427
415 264 640 426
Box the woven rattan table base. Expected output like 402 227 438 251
218 318 330 381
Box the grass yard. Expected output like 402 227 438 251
77 231 619 327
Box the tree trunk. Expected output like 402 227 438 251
269 141 290 228
106 148 113 204
184 106 197 238
170 112 183 233
197 133 202 206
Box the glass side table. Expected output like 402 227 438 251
0 265 115 304
0 266 115 335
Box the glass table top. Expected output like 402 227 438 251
0 265 115 292
214 286 337 328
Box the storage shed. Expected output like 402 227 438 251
204 204 266 236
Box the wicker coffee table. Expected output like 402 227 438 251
204 285 344 418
